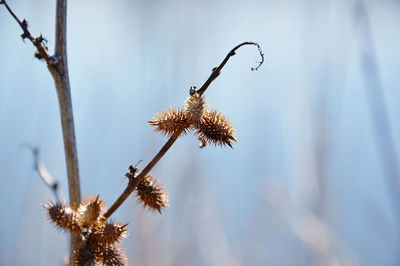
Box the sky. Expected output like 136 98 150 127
1 0 400 265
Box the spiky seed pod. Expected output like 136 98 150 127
92 222 128 246
136 175 168 213
73 242 97 266
78 195 103 228
45 202 81 233
98 245 126 266
184 92 207 124
195 109 237 148
148 107 191 137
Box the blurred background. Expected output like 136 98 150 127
1 0 400 265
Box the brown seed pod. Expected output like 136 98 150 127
97 245 126 266
135 175 168 213
45 202 82 233
78 195 104 228
148 107 191 137
73 241 97 266
184 92 207 124
195 109 237 148
92 221 128 246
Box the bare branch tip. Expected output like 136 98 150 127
245 42 264 71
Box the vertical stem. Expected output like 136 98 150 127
52 0 81 262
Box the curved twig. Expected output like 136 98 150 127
196 41 264 97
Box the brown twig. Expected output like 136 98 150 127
196 41 264 97
104 42 264 219
0 1 59 64
52 1 82 262
1 1 81 262
103 130 182 219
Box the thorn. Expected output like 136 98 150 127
134 159 143 168
36 34 48 45
212 67 220 78
21 19 29 29
21 33 29 41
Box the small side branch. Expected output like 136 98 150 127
24 145 62 202
0 1 59 64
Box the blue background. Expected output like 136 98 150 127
1 0 400 265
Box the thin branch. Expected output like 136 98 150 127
53 0 81 262
51 0 81 207
104 42 264 219
196 41 264 97
24 145 62 202
103 130 182 219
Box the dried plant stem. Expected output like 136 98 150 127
1 0 82 262
1 1 53 62
53 0 81 261
197 41 264 97
103 130 182 219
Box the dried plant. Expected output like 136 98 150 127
136 175 168 213
148 107 191 137
149 91 236 148
1 1 264 264
45 197 128 265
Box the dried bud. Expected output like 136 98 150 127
148 107 190 137
45 202 81 233
136 175 168 213
78 195 103 228
92 222 128 246
195 109 237 148
184 92 207 124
